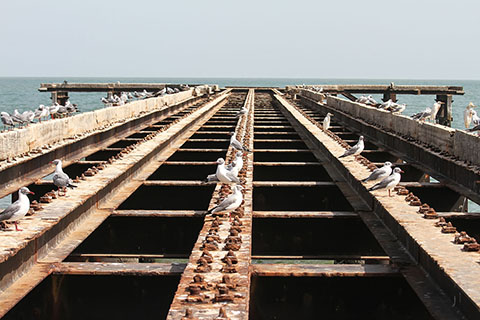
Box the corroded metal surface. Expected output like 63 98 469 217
167 89 255 320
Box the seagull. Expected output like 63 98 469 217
11 110 27 126
228 132 250 152
411 107 431 122
430 101 443 122
235 106 248 118
34 105 50 122
208 185 243 219
339 136 364 158
230 151 244 176
361 161 393 182
0 187 34 231
378 99 394 110
48 103 61 119
368 167 403 197
464 102 477 128
356 96 369 104
215 158 240 184
51 159 77 196
1 112 15 130
323 113 333 130
390 103 406 114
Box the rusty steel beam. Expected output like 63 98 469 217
252 255 389 261
112 209 206 217
38 82 199 92
251 264 398 277
167 89 255 320
51 262 187 276
253 210 358 218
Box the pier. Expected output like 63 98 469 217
0 84 479 319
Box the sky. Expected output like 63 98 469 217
0 0 479 79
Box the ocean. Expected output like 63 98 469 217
0 77 478 210
1 77 479 130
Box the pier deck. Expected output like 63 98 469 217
0 84 478 319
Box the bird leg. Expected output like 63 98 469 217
14 222 22 231
388 189 392 197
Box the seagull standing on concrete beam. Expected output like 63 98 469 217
368 167 403 197
339 136 364 158
0 187 34 231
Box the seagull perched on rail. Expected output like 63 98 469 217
368 167 403 197
0 187 34 231
214 158 240 184
464 102 479 128
339 136 364 158
1 112 15 130
235 106 248 118
51 159 77 196
323 113 333 130
228 132 250 152
208 185 243 219
430 101 444 123
361 161 392 183
411 107 431 122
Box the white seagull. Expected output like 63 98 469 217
235 106 248 118
1 112 15 130
51 159 77 196
214 158 240 184
411 107 431 122
361 161 393 183
0 187 34 231
208 185 243 217
339 136 364 158
464 102 477 128
368 167 404 197
323 113 333 130
228 132 250 152
430 101 443 123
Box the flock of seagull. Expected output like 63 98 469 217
101 86 189 107
1 100 79 130
0 86 477 231
0 105 251 231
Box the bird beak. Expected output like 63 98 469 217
29 191 35 195
399 170 404 173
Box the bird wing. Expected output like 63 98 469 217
370 175 394 190
0 201 21 221
231 138 244 150
211 195 238 212
53 172 70 187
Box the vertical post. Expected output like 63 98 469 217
382 91 397 103
51 92 58 104
436 94 453 127
56 91 69 105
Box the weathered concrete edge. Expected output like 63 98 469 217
304 92 480 169
0 85 211 161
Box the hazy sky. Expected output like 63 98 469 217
0 0 479 79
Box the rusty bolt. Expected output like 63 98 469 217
435 217 448 227
418 204 430 214
441 222 457 233
423 208 438 219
